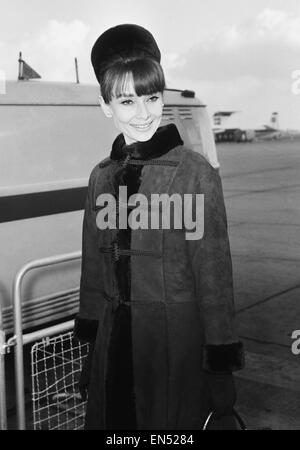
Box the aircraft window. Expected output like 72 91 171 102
162 107 176 122
178 107 193 120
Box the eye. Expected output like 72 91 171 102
148 95 159 102
121 99 134 105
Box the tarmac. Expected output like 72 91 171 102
219 138 300 430
3 137 300 430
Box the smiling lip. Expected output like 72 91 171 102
131 121 153 130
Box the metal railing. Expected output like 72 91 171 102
1 250 82 430
31 330 89 430
0 302 7 430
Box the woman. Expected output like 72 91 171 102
74 24 244 430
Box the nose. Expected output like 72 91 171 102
136 99 150 120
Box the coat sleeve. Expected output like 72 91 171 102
73 167 102 343
187 162 244 373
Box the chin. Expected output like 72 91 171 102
133 125 161 142
135 132 156 142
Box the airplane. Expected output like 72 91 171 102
212 111 255 142
212 111 300 142
255 112 300 140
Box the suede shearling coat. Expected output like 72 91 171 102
74 123 244 430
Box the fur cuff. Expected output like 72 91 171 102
73 316 98 343
203 341 244 373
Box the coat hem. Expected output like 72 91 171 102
73 316 99 343
203 341 245 373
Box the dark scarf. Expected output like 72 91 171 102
110 123 183 161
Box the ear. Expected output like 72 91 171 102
99 95 113 118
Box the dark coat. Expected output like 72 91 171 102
74 124 244 430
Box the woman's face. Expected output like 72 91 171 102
100 76 164 145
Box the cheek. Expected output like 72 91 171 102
150 102 164 118
115 110 135 125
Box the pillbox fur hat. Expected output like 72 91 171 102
91 24 161 84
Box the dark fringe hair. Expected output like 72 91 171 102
99 57 165 103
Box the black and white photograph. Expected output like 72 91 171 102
0 0 299 434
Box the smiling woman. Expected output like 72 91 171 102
74 23 244 431
99 77 164 144
98 57 165 144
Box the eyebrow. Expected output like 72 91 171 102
116 93 135 99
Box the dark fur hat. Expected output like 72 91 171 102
91 24 161 84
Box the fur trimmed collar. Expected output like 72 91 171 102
110 123 183 161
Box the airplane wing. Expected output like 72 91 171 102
263 125 277 131
213 128 225 134
255 125 277 132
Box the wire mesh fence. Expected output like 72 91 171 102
31 331 89 430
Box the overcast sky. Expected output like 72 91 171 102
1 0 300 128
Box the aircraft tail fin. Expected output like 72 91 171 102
269 112 279 130
18 52 41 80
